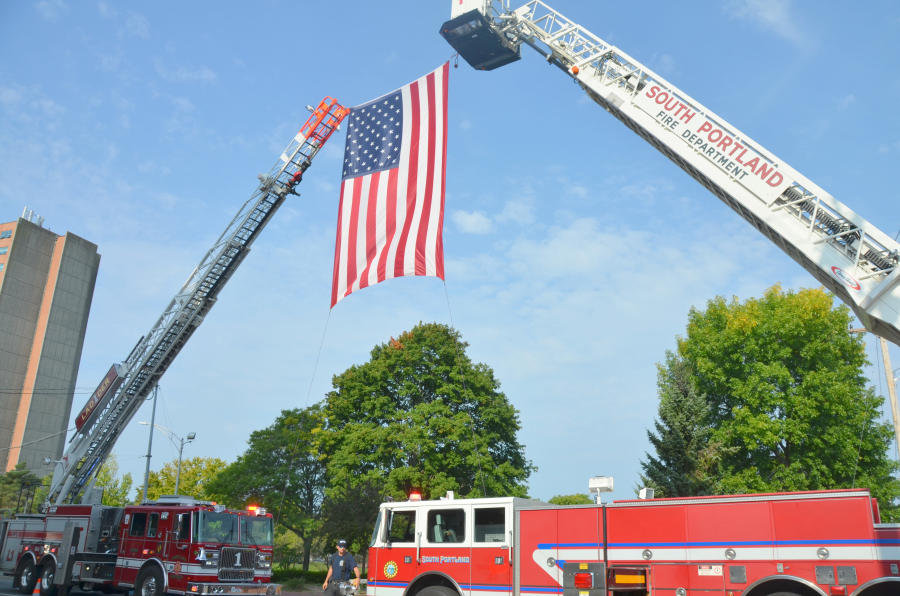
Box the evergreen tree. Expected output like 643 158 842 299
639 351 712 498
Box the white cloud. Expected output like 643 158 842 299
171 96 194 112
137 161 172 176
452 210 494 234
36 98 65 116
35 0 68 21
838 94 855 110
125 12 150 38
154 60 217 83
0 86 23 106
495 199 534 225
725 0 805 46
97 1 116 19
878 141 900 154
459 119 471 130
649 53 676 75
155 192 179 207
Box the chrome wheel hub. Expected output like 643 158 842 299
141 576 157 596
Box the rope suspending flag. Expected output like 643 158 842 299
331 63 449 308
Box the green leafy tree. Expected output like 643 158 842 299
320 478 382 572
135 456 227 502
0 463 42 513
547 494 594 505
638 351 712 498
95 452 134 506
207 407 326 571
679 284 900 518
322 322 534 501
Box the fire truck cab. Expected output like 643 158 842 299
367 489 900 596
0 496 279 596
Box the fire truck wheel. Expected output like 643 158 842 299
416 585 458 596
16 561 38 594
39 564 59 596
135 566 164 596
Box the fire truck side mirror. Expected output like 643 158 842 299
382 510 392 545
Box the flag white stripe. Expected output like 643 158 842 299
424 70 444 276
351 175 372 293
385 84 414 280
336 177 355 301
404 73 430 276
369 172 390 288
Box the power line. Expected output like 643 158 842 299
0 427 73 453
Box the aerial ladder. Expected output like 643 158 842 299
440 0 900 347
45 98 350 505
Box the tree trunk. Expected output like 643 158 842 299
302 539 312 572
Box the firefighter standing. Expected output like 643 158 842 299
323 540 360 595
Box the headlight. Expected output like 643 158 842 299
257 552 272 569
197 548 220 568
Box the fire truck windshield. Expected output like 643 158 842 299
193 511 240 545
241 516 274 546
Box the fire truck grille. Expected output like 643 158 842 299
219 569 255 582
218 548 256 582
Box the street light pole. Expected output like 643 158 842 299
142 385 159 504
139 422 195 496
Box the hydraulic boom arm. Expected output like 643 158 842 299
441 0 900 345
47 98 350 505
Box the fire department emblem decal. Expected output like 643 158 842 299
174 561 182 574
383 561 399 579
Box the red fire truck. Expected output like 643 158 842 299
0 496 278 596
366 490 899 596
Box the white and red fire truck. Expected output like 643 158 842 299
0 497 277 596
367 489 900 596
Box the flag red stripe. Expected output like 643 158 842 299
358 172 381 289
331 180 347 307
436 62 448 279
394 80 420 278
377 168 399 283
415 71 438 276
344 178 363 298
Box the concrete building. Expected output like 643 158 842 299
0 213 100 476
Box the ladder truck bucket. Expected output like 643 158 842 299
440 9 520 71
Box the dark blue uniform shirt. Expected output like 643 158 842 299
331 552 358 582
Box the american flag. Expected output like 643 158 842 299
331 63 449 308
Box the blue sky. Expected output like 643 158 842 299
1 0 899 502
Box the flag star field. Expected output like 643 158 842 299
343 94 404 180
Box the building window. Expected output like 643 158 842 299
0 247 7 255
0 264 4 272
0 230 10 239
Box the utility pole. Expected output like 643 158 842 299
878 337 900 458
850 329 900 458
142 385 159 504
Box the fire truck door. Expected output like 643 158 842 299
142 512 163 560
379 509 419 595
114 511 147 586
419 506 471 596
472 506 511 596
